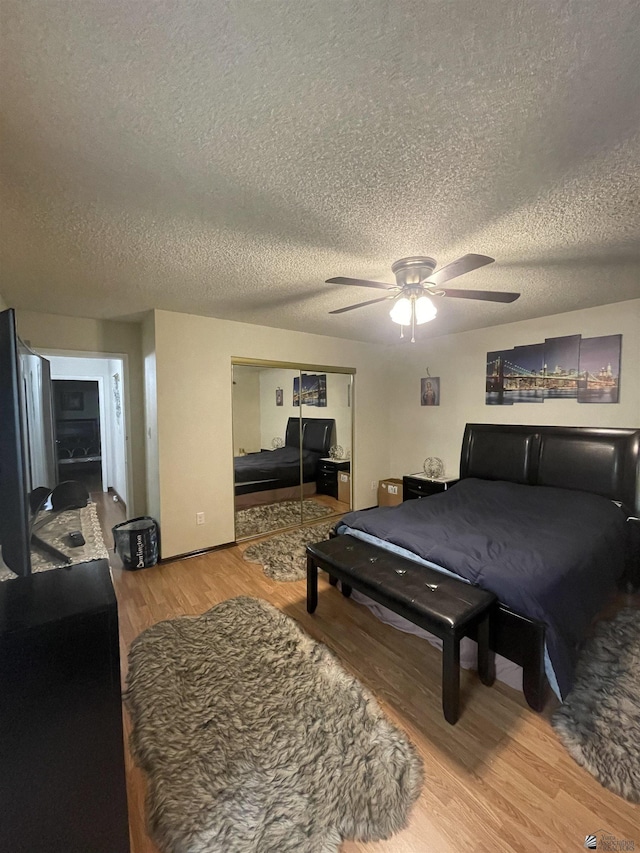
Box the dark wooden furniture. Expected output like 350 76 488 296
336 424 640 712
317 458 350 499
0 560 130 853
307 534 496 724
403 474 459 501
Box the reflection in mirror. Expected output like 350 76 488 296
232 364 353 541
302 371 352 521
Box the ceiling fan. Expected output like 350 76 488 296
326 254 520 342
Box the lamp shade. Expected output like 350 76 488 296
415 296 437 324
390 297 412 325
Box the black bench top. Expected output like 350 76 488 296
307 534 496 634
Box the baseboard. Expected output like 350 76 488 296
107 487 126 514
159 541 236 564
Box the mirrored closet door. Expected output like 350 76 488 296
232 361 353 541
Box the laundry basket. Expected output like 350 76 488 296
112 517 159 570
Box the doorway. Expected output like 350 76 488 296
40 351 131 512
53 379 104 493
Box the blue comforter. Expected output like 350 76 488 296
338 478 627 698
234 446 320 484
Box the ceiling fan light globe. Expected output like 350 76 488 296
415 295 437 324
390 297 412 325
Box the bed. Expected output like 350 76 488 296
337 423 640 710
234 417 335 507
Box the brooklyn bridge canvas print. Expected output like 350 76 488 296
486 333 620 405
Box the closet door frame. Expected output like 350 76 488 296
231 358 355 541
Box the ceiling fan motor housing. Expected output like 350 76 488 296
391 256 437 287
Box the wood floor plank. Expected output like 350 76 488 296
109 533 640 853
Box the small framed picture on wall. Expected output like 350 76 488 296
61 390 84 412
275 387 283 406
421 377 440 406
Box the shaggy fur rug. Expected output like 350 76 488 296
243 520 336 581
125 597 423 853
552 608 640 802
235 499 333 539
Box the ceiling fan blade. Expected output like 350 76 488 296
439 288 520 303
329 296 394 314
325 276 396 291
426 254 495 286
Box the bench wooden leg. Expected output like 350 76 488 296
328 575 338 587
523 659 548 712
306 555 318 614
477 611 495 687
442 635 460 725
341 582 352 598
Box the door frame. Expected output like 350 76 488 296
38 349 132 512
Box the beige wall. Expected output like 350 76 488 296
232 366 262 454
388 299 640 480
15 310 147 516
152 310 393 558
0 292 8 311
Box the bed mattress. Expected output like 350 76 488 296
234 446 320 486
337 478 627 698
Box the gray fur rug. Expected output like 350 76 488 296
125 597 423 853
552 608 640 802
235 499 333 539
243 520 336 581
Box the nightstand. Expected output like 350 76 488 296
317 458 350 499
403 474 459 501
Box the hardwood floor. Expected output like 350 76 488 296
105 516 639 852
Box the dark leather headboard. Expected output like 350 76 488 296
285 417 335 456
460 424 640 513
285 417 302 449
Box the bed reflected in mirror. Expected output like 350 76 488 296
232 363 353 541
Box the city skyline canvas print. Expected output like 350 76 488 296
486 333 621 405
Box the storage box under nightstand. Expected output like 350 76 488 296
378 478 403 506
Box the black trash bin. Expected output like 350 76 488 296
112 517 159 570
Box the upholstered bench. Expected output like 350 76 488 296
306 534 496 724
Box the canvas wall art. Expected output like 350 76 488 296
486 334 621 405
293 374 327 407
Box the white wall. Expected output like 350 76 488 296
388 299 640 479
142 312 160 523
257 367 300 450
108 360 128 506
232 366 262 454
152 310 393 558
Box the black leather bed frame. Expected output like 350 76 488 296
459 423 640 710
234 417 335 497
283 416 335 460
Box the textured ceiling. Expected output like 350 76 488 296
1 0 639 344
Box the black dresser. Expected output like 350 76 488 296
317 458 350 499
0 560 130 853
403 474 459 501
